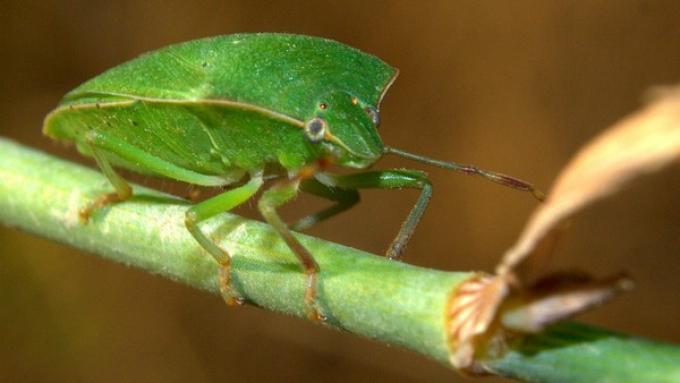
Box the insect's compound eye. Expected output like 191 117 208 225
304 118 327 143
365 106 381 127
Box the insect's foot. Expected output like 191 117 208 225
303 273 325 322
78 201 101 224
78 192 128 224
218 263 245 306
78 207 93 224
385 243 406 260
222 295 245 306
305 304 325 322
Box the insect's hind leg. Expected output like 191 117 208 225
185 173 264 306
79 139 132 223
257 177 324 321
290 177 359 232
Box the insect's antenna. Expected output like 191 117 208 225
384 146 545 201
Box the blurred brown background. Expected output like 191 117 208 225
2 1 680 382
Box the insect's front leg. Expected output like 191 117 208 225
318 169 432 260
257 177 324 321
185 173 264 306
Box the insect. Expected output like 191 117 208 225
43 33 541 321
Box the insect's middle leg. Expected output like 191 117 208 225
290 177 360 232
185 173 264 306
257 177 324 321
319 169 433 260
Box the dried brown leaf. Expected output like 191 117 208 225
447 85 680 373
498 87 680 275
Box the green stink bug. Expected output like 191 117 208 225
43 33 541 320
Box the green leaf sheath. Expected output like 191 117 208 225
489 323 680 383
1 137 680 382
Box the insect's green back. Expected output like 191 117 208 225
44 34 397 179
62 34 396 119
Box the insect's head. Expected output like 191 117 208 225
304 91 384 168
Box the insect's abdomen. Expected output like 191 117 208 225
44 100 322 178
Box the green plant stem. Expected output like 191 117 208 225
1 137 679 382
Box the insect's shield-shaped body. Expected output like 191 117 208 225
44 34 396 179
42 33 405 323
